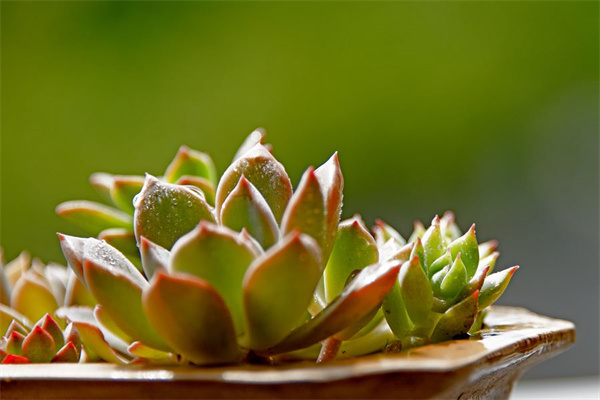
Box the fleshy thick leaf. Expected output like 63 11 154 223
175 176 216 206
6 331 25 355
139 237 169 280
440 253 468 300
71 321 127 364
98 229 139 258
22 325 56 363
266 260 401 355
421 216 444 270
142 272 241 365
94 304 133 344
89 172 114 203
134 175 216 250
430 291 479 343
56 201 132 235
314 153 344 259
170 222 258 335
216 144 293 223
110 175 145 213
233 128 266 161
373 219 406 248
164 146 217 186
398 256 433 327
479 266 519 309
127 341 175 362
51 342 80 363
449 225 479 280
242 233 322 350
0 304 31 335
383 279 414 339
324 217 379 303
2 354 30 364
220 176 279 249
10 272 59 323
64 270 96 307
40 314 65 350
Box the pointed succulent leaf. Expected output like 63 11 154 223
98 229 139 258
6 320 28 336
429 250 452 278
281 167 326 249
94 304 133 344
10 272 59 323
440 253 468 300
56 201 132 235
22 325 56 363
220 176 279 249
399 256 433 327
460 266 490 301
265 260 401 355
110 175 145 213
334 303 382 341
242 233 322 350
6 331 25 355
238 229 264 255
408 220 426 243
440 211 462 240
143 271 241 365
479 266 519 309
373 219 406 248
40 314 65 350
431 291 479 343
64 323 82 354
478 240 499 258
478 251 499 275
421 216 444 269
134 175 216 250
83 259 168 351
314 153 344 259
175 176 216 206
324 217 379 303
431 265 449 297
2 354 30 364
216 144 293 223
170 222 258 335
0 349 5 363
51 342 80 363
383 280 414 339
469 308 488 334
233 128 266 161
89 172 114 202
139 237 169 280
449 225 479 279
64 270 96 307
127 341 175 362
71 321 127 364
164 145 217 186
409 238 425 273
0 304 31 335
380 241 414 263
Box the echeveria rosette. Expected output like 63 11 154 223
378 212 518 349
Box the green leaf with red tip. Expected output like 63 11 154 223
373 219 406 248
170 222 258 335
94 304 133 344
459 266 490 302
89 172 114 203
479 266 519 309
431 291 479 343
56 201 132 236
478 251 499 275
6 320 28 336
281 167 326 249
314 153 344 259
421 216 444 269
10 272 59 323
133 175 216 250
428 250 452 278
220 176 279 249
6 331 25 355
0 304 31 335
51 342 80 363
40 314 64 350
2 354 30 364
478 240 499 258
398 256 433 327
216 144 293 224
323 217 379 303
175 176 216 206
64 323 82 354
83 259 168 351
127 341 175 363
440 211 462 240
142 271 241 365
22 325 56 363
265 259 401 355
449 225 479 280
238 229 265 256
410 238 425 274
139 237 169 280
164 146 217 186
233 128 266 161
71 321 127 364
242 233 322 350
440 253 468 300
110 175 145 213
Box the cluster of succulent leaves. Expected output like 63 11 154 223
0 129 518 366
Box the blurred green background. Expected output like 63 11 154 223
1 1 598 378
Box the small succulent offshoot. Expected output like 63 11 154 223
0 130 519 365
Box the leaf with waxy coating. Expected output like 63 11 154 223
478 251 499 275
0 304 30 335
6 320 28 336
175 176 216 206
220 176 279 249
64 270 96 307
265 259 401 355
71 321 127 364
10 271 59 323
479 266 519 309
83 259 168 351
110 175 145 213
94 304 133 344
373 219 406 248
164 146 217 186
170 222 258 335
98 229 141 270
430 291 479 343
281 167 326 249
399 256 433 327
440 253 468 300
143 271 241 365
52 342 80 363
134 175 216 250
56 201 132 235
422 216 444 269
324 217 378 303
314 153 344 259
242 233 322 350
449 225 479 280
64 323 82 354
22 325 56 363
89 172 114 203
2 354 30 364
40 314 64 350
139 237 169 280
6 331 25 355
216 144 293 223
233 128 266 161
